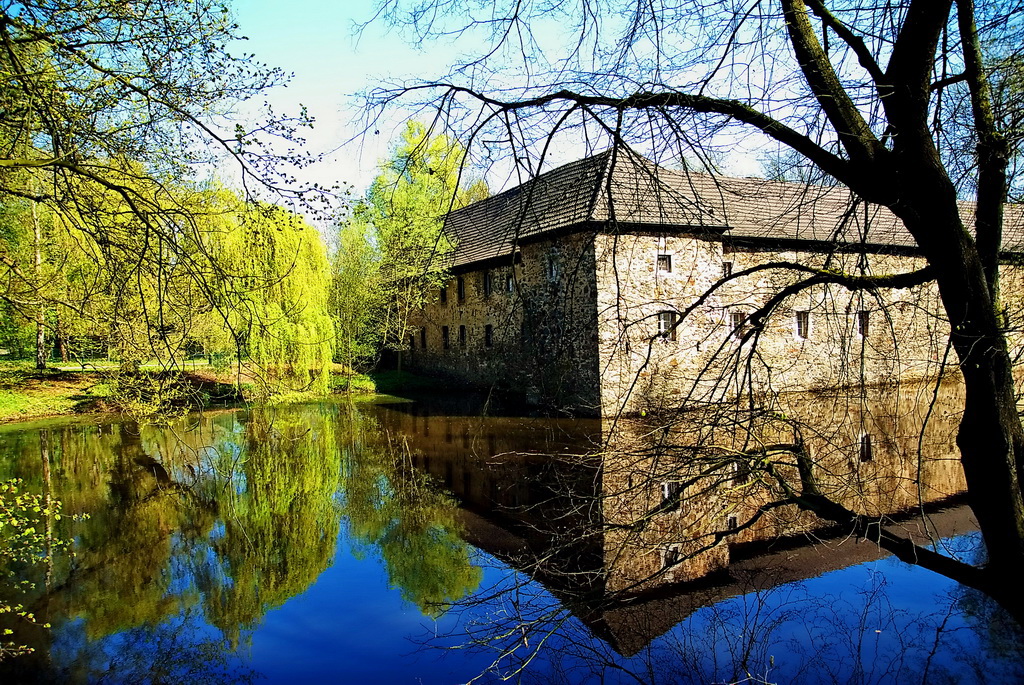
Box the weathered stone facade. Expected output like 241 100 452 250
406 148 1024 417
410 233 602 412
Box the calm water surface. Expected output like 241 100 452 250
0 397 1020 684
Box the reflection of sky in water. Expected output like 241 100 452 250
0 403 1020 683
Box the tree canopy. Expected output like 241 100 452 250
333 120 487 365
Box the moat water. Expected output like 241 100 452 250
0 396 1020 684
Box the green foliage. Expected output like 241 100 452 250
353 120 488 353
0 479 62 660
203 196 337 396
339 408 482 617
331 218 383 372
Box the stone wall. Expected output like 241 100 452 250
411 226 1024 418
595 232 967 416
408 233 602 413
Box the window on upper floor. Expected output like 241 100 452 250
661 480 683 511
657 253 672 273
442 326 450 350
723 261 733 278
795 310 810 340
546 253 559 281
420 327 427 349
506 273 514 293
657 311 678 341
458 325 466 346
730 311 747 339
439 285 447 304
457 276 465 302
483 270 492 297
857 310 870 338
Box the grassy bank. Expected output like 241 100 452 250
0 366 113 423
0 357 457 425
0 361 400 424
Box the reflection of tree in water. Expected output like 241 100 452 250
198 406 343 646
0 407 345 680
338 404 483 617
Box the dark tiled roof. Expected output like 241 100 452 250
444 147 1024 269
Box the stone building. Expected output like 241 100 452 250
406 147 1024 417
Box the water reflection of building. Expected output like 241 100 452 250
369 381 973 656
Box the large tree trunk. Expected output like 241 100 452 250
889 149 1024 582
32 200 45 370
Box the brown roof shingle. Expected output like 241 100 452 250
443 147 1024 269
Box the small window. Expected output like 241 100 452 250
657 235 668 250
795 310 810 340
546 254 559 281
458 325 466 347
663 544 681 569
420 327 427 350
439 285 447 304
723 261 733 278
859 433 873 462
409 335 415 350
442 326 450 350
483 270 492 297
484 324 493 347
657 311 678 341
727 515 738 531
661 481 683 510
457 276 465 302
506 273 514 293
858 310 870 338
730 311 747 339
657 254 672 273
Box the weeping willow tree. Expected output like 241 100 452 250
199 192 336 396
201 406 342 647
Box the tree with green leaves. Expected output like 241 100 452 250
330 217 383 381
359 121 487 360
0 0 316 374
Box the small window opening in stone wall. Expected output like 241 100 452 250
459 325 466 346
485 324 493 347
727 514 738 531
663 544 681 570
723 261 733 278
442 326 450 350
795 310 810 339
657 253 672 273
859 433 873 462
858 310 870 338
730 311 747 339
483 270 492 297
661 481 683 511
457 276 465 302
439 285 447 304
420 327 427 349
506 273 514 293
657 311 678 341
546 253 559 281
409 335 415 350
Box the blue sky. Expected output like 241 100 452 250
228 0 467 202
226 0 764 221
